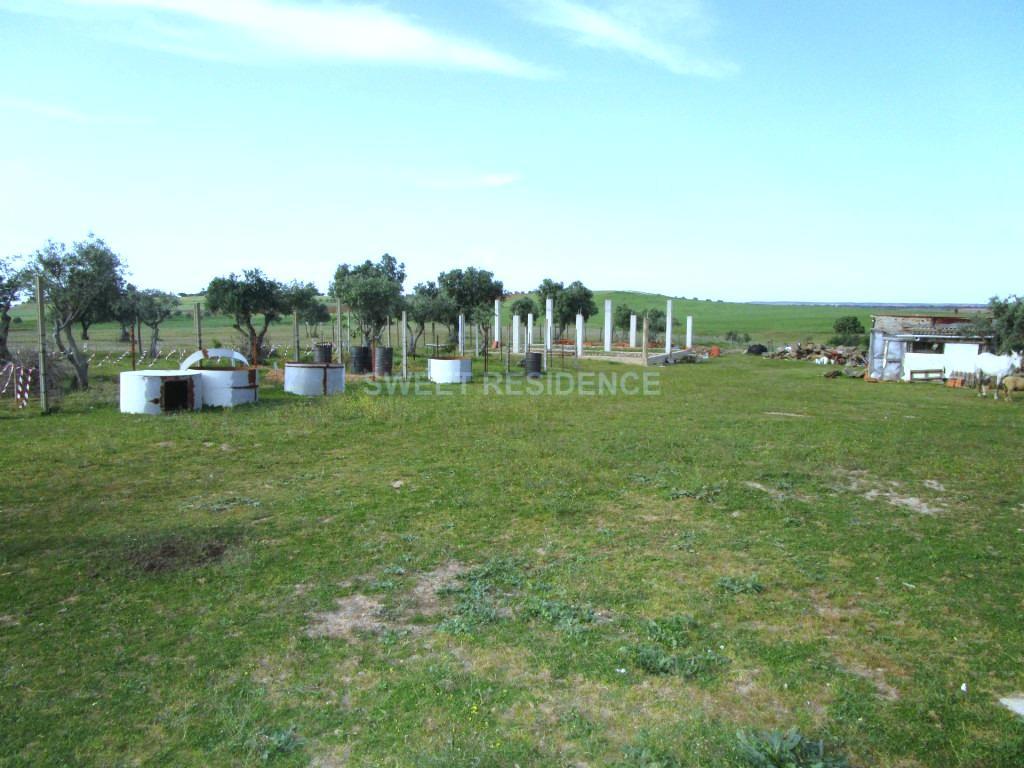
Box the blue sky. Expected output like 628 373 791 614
0 1 1021 302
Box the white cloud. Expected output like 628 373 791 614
4 0 549 77
518 0 735 76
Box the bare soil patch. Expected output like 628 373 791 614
126 535 229 573
306 561 467 641
835 469 946 515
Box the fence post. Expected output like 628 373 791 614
292 313 300 362
194 302 203 349
642 315 649 366
35 275 49 414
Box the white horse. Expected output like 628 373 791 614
975 350 1023 399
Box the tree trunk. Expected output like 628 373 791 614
80 319 91 341
53 320 89 389
119 322 130 343
148 324 160 358
0 313 11 362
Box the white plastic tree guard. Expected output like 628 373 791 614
428 358 472 383
686 315 693 348
494 299 501 345
120 370 203 415
629 314 637 347
545 298 554 351
576 313 584 358
284 363 345 396
604 299 612 352
665 300 673 354
526 313 534 352
180 348 258 408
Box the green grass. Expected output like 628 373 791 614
2 355 1023 766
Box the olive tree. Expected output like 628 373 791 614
1 255 26 363
330 254 405 345
509 295 538 322
206 269 287 363
438 267 504 355
137 289 180 357
976 295 1024 353
32 236 126 389
283 281 330 338
553 280 597 339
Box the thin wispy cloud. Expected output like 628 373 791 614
416 172 523 191
0 97 148 125
517 0 735 77
3 0 549 77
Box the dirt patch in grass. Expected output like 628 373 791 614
306 594 387 639
125 534 230 574
306 560 467 640
838 660 901 701
835 469 946 515
408 561 468 617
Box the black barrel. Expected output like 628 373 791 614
350 346 372 374
313 342 333 363
524 351 543 378
374 346 394 376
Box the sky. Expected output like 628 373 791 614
0 0 1021 303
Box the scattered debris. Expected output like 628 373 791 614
391 480 405 490
766 343 867 366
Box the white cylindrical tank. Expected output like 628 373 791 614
200 368 258 407
180 348 258 408
120 370 203 415
427 358 472 384
284 363 345 396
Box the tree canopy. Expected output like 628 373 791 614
553 280 597 334
1 255 27 363
206 269 287 361
977 295 1024 353
330 254 406 345
32 235 126 388
509 296 538 321
613 304 634 332
137 289 180 357
437 267 504 318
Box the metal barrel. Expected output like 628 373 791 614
313 342 333 363
525 351 543 378
374 346 394 376
350 346 372 374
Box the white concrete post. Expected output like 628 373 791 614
526 313 533 353
512 320 520 354
458 314 465 356
629 314 637 348
604 299 612 352
494 299 501 346
686 315 693 349
665 299 673 354
545 298 553 351
576 313 584 358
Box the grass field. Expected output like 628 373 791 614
4 291 976 358
2 354 1023 767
